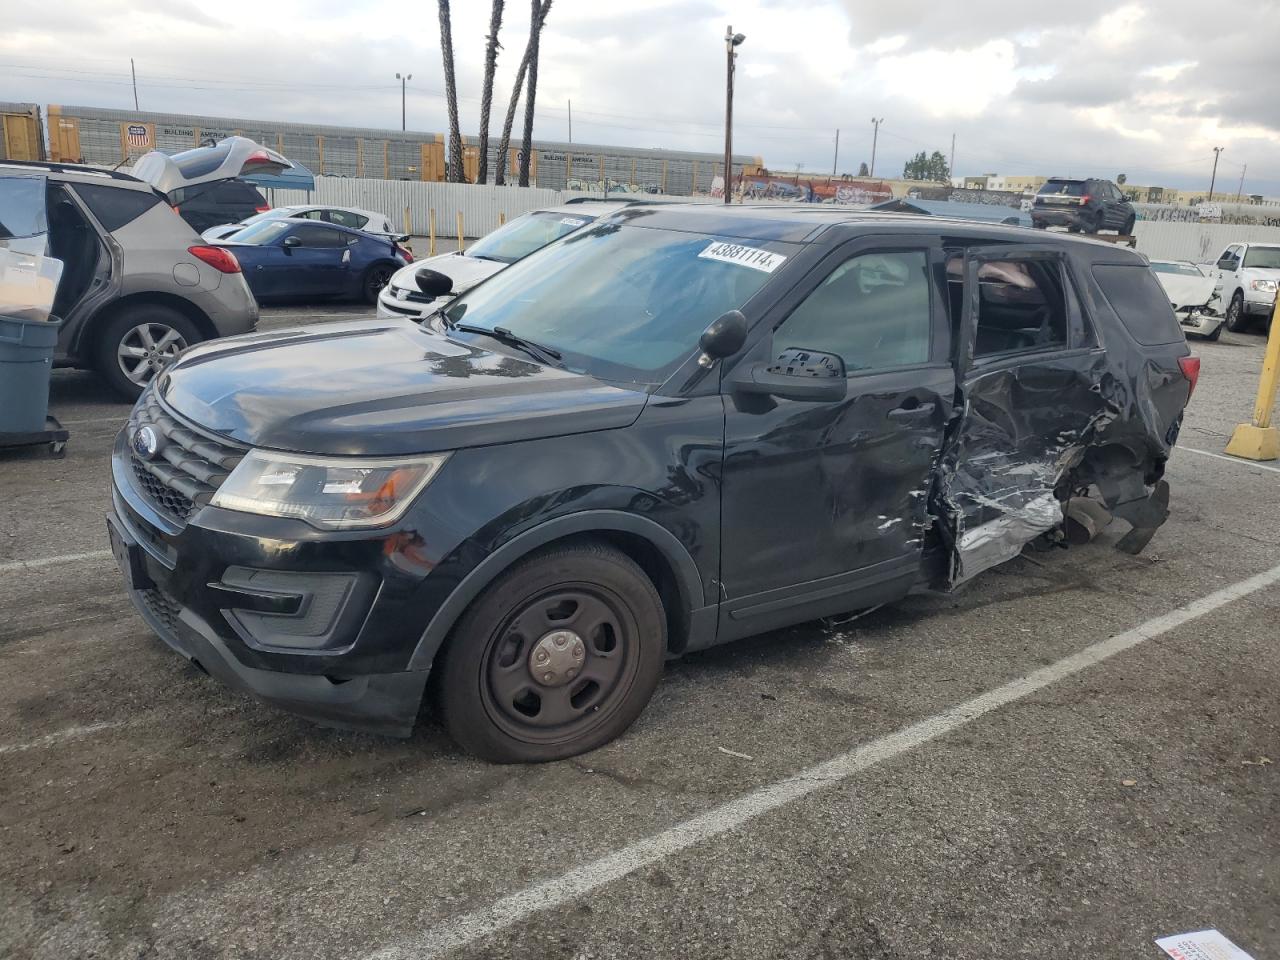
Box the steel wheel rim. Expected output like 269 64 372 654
117 322 187 386
480 584 640 744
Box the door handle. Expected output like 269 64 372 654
887 402 935 420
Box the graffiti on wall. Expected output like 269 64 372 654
1134 203 1280 226
737 175 893 204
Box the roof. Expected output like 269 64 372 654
869 197 1031 226
0 159 150 188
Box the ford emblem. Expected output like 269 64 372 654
132 425 161 461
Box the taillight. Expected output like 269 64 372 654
1079 194 1091 204
1178 355 1200 399
188 245 242 274
255 204 270 213
396 244 414 263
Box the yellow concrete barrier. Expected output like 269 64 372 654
457 212 465 252
1225 295 1280 461
428 209 436 257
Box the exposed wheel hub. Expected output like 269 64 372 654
528 629 586 687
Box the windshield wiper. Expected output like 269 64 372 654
467 253 506 263
446 321 563 367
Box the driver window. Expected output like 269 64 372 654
773 250 931 373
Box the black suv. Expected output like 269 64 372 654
1032 178 1136 235
108 206 1195 762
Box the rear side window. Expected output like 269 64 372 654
72 184 161 232
291 224 346 248
1091 264 1182 345
0 177 47 239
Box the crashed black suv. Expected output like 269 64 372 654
108 205 1196 762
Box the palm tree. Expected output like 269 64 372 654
437 0 465 181
518 0 546 187
495 0 551 186
476 1 505 185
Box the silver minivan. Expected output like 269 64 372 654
0 160 259 398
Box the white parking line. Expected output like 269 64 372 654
0 720 132 756
1179 446 1280 474
366 560 1280 960
0 549 112 574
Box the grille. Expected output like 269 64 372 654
128 391 244 525
139 587 182 635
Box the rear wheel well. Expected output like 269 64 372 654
81 292 215 365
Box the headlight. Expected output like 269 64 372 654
210 450 448 529
1250 279 1277 293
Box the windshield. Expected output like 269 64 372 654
465 210 596 264
441 215 790 384
1243 246 1280 269
224 220 292 245
234 209 291 228
1150 262 1203 277
1038 180 1087 196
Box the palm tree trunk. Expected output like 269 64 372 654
495 0 551 186
476 0 505 185
438 0 465 182
518 0 545 187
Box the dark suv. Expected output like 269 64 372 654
108 206 1195 762
1032 178 1135 235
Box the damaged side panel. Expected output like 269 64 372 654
930 245 1184 587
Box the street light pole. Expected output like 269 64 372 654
724 26 745 205
396 72 412 131
1208 146 1224 201
869 117 884 177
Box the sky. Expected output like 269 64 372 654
6 0 1280 196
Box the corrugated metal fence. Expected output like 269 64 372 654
268 178 565 237
1133 221 1280 262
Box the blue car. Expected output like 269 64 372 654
216 218 411 304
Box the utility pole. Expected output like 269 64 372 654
1236 163 1247 203
130 58 139 110
723 26 745 205
869 117 884 177
1208 146 1224 201
567 99 572 143
832 128 839 177
395 72 412 131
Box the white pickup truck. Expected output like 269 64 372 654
1211 242 1280 332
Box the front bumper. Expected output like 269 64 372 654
1243 295 1277 317
1177 309 1222 336
109 430 431 736
376 285 436 320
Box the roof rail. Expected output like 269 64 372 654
0 159 143 183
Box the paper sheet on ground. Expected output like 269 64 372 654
1155 929 1255 960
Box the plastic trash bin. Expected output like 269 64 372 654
0 315 61 434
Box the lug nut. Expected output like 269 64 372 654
567 668 577 679
543 672 554 683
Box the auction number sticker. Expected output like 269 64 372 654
698 241 787 273
560 217 587 227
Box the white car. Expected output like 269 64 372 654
201 205 399 242
1210 242 1280 333
376 202 622 319
1149 260 1223 341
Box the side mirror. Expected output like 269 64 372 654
698 310 748 362
415 268 454 297
731 348 847 402
282 235 301 249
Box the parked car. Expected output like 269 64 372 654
1031 178 1135 235
1149 260 1223 340
202 205 401 243
376 202 622 319
133 136 289 234
0 160 257 398
108 205 1194 762
215 218 408 303
1209 242 1280 333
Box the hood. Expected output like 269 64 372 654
158 320 648 456
133 136 291 195
1152 272 1217 309
387 250 506 296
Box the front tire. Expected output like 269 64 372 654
94 306 202 400
1225 291 1250 333
434 541 666 763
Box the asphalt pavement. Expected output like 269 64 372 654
0 305 1276 960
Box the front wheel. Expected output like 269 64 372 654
1225 291 1250 333
1122 214 1136 235
95 306 202 400
362 263 396 305
434 541 666 763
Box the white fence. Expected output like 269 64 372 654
1133 221 1280 263
267 178 564 238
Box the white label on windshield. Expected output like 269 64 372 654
699 241 787 273
560 217 587 227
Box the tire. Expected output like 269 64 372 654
94 305 202 400
362 263 396 305
1091 210 1106 234
1225 291 1250 333
434 541 666 763
1122 214 1136 235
